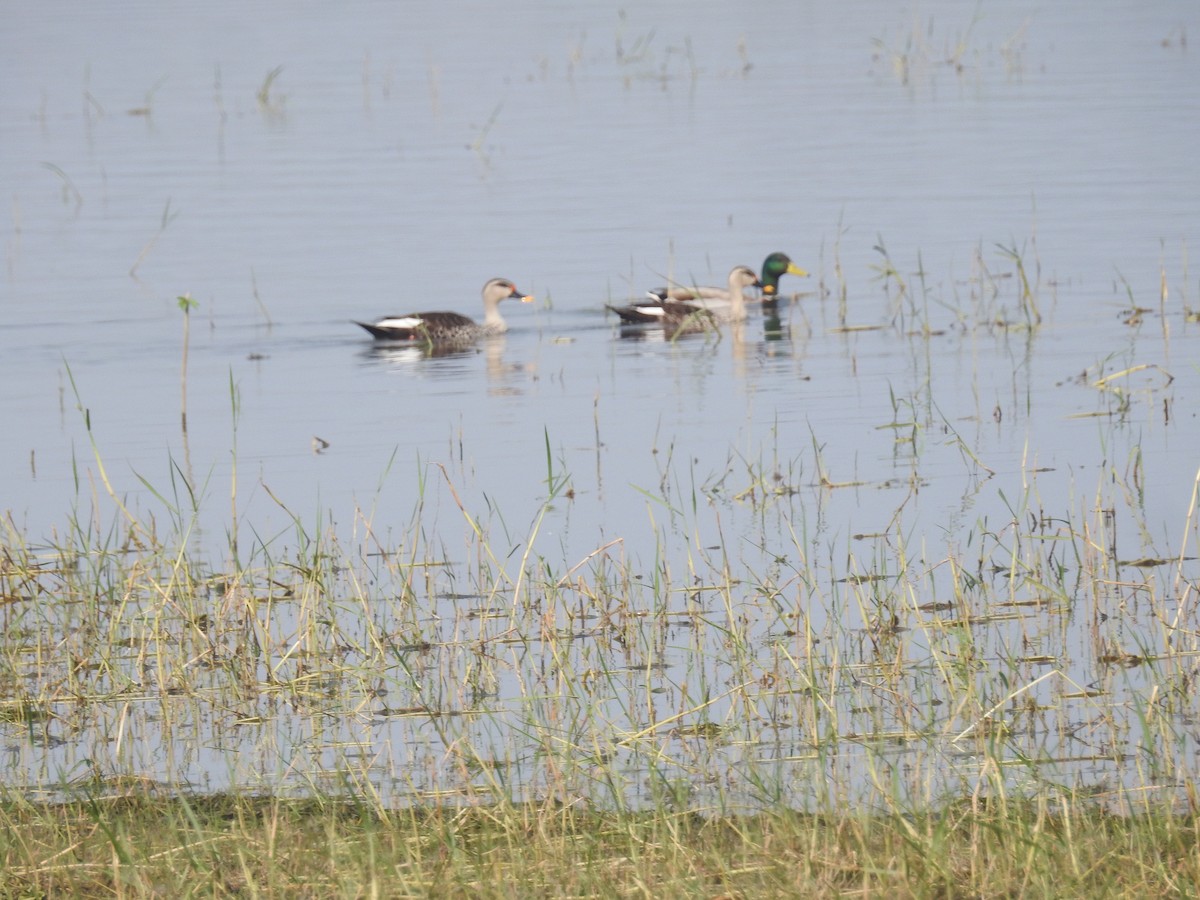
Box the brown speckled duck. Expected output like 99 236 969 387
647 252 808 303
355 278 533 343
607 266 761 326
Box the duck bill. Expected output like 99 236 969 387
508 288 535 303
786 262 810 277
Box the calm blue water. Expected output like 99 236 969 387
2 0 1199 808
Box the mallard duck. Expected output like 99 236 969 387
647 251 808 303
608 266 761 326
355 278 533 343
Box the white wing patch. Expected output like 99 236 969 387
375 316 423 329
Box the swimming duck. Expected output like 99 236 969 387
647 252 808 303
355 278 533 343
608 266 761 326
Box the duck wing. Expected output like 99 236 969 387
646 284 733 303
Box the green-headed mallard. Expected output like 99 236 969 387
648 251 808 303
355 278 533 343
608 266 761 326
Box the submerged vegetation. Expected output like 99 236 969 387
3 227 1196 892
3 291 1199 889
3 227 1199 893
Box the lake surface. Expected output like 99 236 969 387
2 1 1199 810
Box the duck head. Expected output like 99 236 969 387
760 252 809 296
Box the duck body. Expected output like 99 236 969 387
355 278 532 344
646 251 808 303
355 311 476 341
608 299 719 328
608 266 761 327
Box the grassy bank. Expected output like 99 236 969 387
3 793 1199 897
